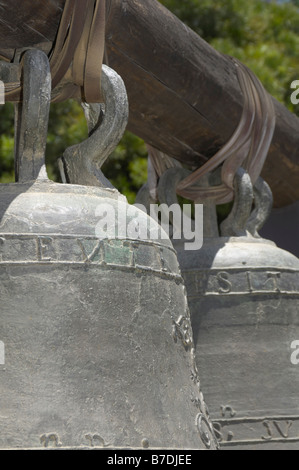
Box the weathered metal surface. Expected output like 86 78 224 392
59 64 129 189
166 170 299 450
0 50 218 450
175 235 299 450
0 182 219 450
14 49 51 183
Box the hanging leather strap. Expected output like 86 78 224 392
4 0 106 103
175 59 276 205
147 58 276 206
72 0 106 102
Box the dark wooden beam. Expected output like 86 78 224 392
105 0 299 208
0 0 65 50
0 0 298 207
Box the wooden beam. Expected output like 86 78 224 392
0 0 298 207
0 0 64 51
105 0 299 208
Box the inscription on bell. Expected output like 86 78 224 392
37 237 53 262
184 268 299 297
0 234 181 281
212 415 299 447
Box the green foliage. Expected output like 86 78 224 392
161 0 299 111
46 100 88 181
102 131 148 204
0 0 298 200
0 103 14 183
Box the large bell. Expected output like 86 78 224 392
0 50 218 450
159 168 299 450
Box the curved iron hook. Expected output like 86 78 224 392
59 64 129 188
220 168 254 237
220 168 273 238
246 177 273 238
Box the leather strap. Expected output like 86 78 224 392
4 0 106 103
72 0 106 102
175 59 276 205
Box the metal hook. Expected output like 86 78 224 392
220 168 254 237
220 168 273 238
59 65 129 188
246 177 273 238
14 49 51 183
